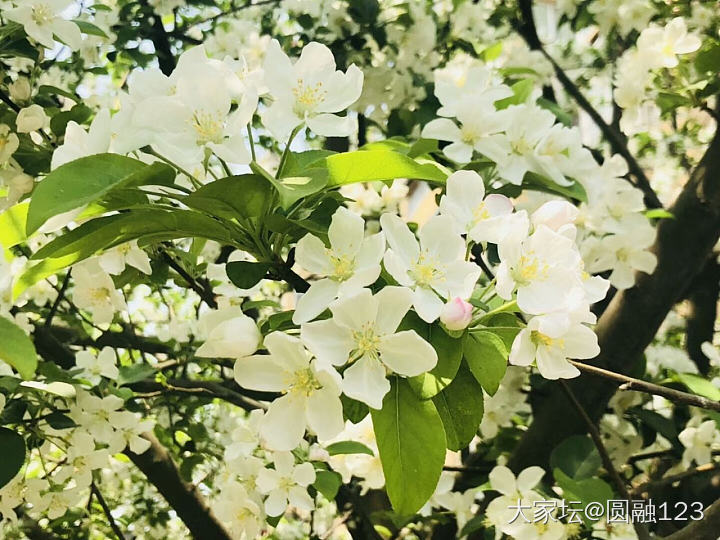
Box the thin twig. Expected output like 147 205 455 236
0 87 21 112
90 482 124 540
560 381 651 540
570 360 720 412
44 271 71 328
181 0 279 31
630 461 720 496
160 251 218 309
514 0 662 210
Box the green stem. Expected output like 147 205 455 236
247 124 256 162
276 125 303 178
146 148 203 190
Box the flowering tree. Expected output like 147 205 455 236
0 0 719 539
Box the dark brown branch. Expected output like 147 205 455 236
685 257 720 375
44 271 71 328
560 382 651 540
126 432 233 540
664 497 720 540
0 87 21 113
630 462 720 496
515 0 662 209
139 1 176 76
508 105 720 472
161 251 218 308
569 360 720 412
129 378 269 411
90 482 124 540
181 0 280 32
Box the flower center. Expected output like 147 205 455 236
510 136 533 155
531 330 564 349
351 323 381 358
90 287 112 303
409 251 444 287
328 252 355 281
471 202 491 225
460 125 478 144
289 368 321 396
511 253 548 285
292 79 326 114
31 4 54 25
192 111 224 145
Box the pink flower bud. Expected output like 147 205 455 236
440 298 473 331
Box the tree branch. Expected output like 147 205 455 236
630 461 720 496
664 496 720 540
90 482 124 540
560 381 651 540
129 378 270 411
508 107 720 472
125 432 233 540
685 257 720 375
569 360 720 412
161 251 218 308
514 0 662 209
139 0 176 76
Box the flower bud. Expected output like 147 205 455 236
9 78 31 102
16 105 48 133
440 297 473 331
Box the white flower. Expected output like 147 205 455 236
51 109 112 170
439 170 514 244
490 104 557 185
262 40 363 140
214 485 264 539
485 465 547 535
5 0 82 51
74 346 119 386
293 207 385 324
132 46 255 168
0 125 20 164
233 332 344 451
195 306 261 359
637 17 701 68
16 105 48 133
496 224 584 315
326 417 385 492
509 312 599 380
440 297 473 331
255 452 316 517
71 260 127 325
98 241 152 276
108 412 155 454
433 62 512 118
679 418 719 465
9 78 31 102
301 287 437 408
421 104 509 163
53 432 109 488
380 213 480 322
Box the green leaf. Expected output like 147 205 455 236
553 469 613 517
401 313 464 399
407 138 439 158
0 427 25 489
323 151 448 187
273 173 329 210
325 440 374 457
550 435 601 480
495 79 534 109
644 208 675 220
673 373 720 401
18 209 235 295
537 97 573 126
313 470 343 500
464 331 508 396
523 171 587 203
281 150 335 177
26 154 168 234
0 202 29 249
50 104 93 137
433 363 484 451
72 20 109 38
38 85 79 102
0 316 37 380
371 378 446 516
341 394 369 423
117 364 157 386
481 42 502 62
226 261 270 289
630 409 677 441
45 411 77 430
184 175 271 220
695 42 720 74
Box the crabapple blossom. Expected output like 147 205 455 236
195 306 261 358
439 170 515 244
233 332 344 450
637 17 701 69
51 109 112 170
5 0 82 51
380 213 480 322
301 287 437 408
15 105 48 134
509 312 600 379
255 451 316 516
679 418 720 465
262 39 363 140
292 207 385 324
98 241 152 276
0 125 19 164
74 346 119 386
71 260 127 325
433 61 511 118
440 297 473 331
